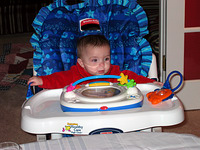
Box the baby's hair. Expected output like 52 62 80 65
77 35 110 58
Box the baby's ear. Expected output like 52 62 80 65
77 58 84 68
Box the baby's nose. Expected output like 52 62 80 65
99 61 105 68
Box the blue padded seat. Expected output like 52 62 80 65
30 0 152 77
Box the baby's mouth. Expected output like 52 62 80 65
98 70 105 74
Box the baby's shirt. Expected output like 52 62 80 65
39 63 154 89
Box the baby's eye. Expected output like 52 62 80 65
91 59 98 62
104 57 110 61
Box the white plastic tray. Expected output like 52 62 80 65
21 83 184 135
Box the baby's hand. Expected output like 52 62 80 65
153 81 163 87
27 76 43 86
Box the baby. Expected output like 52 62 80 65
28 35 162 89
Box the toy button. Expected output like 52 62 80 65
100 106 108 110
75 85 81 89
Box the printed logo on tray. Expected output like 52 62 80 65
62 123 83 134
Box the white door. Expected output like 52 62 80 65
160 0 200 110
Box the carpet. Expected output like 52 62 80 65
0 43 36 144
0 84 36 144
0 43 34 90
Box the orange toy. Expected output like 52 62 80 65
75 85 81 89
146 71 183 105
146 89 172 105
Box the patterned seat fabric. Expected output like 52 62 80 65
30 0 152 77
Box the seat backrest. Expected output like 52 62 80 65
30 0 152 77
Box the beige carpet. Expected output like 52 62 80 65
0 85 36 144
0 84 200 144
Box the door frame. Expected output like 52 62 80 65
159 0 200 110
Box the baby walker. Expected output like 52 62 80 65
21 71 184 139
21 0 184 140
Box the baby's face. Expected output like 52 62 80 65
78 45 111 75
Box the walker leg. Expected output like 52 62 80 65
51 133 63 139
152 127 162 132
37 134 47 141
138 127 162 132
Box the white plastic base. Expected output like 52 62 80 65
21 83 184 136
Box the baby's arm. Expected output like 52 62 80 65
153 81 163 87
122 70 163 86
27 76 43 86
